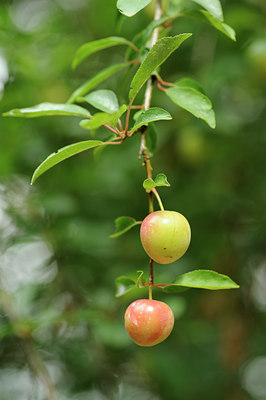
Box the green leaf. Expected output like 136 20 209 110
129 34 192 102
154 173 170 187
72 36 134 69
3 103 91 118
162 270 239 292
67 63 126 104
165 79 216 128
200 10 236 41
143 178 155 191
82 104 126 130
78 90 119 114
31 140 103 184
110 216 141 238
129 107 172 133
146 123 157 156
186 10 236 41
143 173 170 190
80 105 127 130
80 113 114 130
115 276 136 297
117 0 152 17
136 271 146 288
191 0 223 21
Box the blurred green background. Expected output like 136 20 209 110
0 0 266 399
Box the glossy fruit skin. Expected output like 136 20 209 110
140 210 191 264
125 299 174 347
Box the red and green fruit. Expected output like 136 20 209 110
125 299 174 347
140 210 191 264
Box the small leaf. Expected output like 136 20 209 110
72 36 135 69
129 107 172 133
163 270 239 292
83 104 126 130
165 79 216 128
78 90 119 114
154 173 170 187
143 173 170 190
117 0 152 17
129 34 192 102
31 140 104 184
143 178 155 191
115 276 136 297
136 271 146 288
3 103 90 118
146 123 157 156
200 10 236 41
67 63 126 104
110 216 141 238
186 10 236 41
80 113 115 130
191 0 223 21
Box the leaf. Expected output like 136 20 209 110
162 270 239 292
117 0 153 17
154 173 170 186
3 103 90 118
143 173 170 190
165 79 216 128
31 140 104 184
200 10 236 41
136 271 146 288
110 216 141 238
80 113 115 130
115 276 136 297
72 36 134 69
186 10 236 41
129 34 192 102
78 90 119 114
67 63 126 104
82 104 126 130
129 107 172 133
143 178 155 191
146 123 157 156
191 0 223 21
85 104 126 130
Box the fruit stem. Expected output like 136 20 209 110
151 188 164 211
149 259 154 300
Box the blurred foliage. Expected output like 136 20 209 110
0 0 266 399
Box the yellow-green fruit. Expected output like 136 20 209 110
140 210 191 264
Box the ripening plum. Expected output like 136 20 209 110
125 299 174 346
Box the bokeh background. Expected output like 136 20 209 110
0 0 266 399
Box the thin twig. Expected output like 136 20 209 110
103 124 123 137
